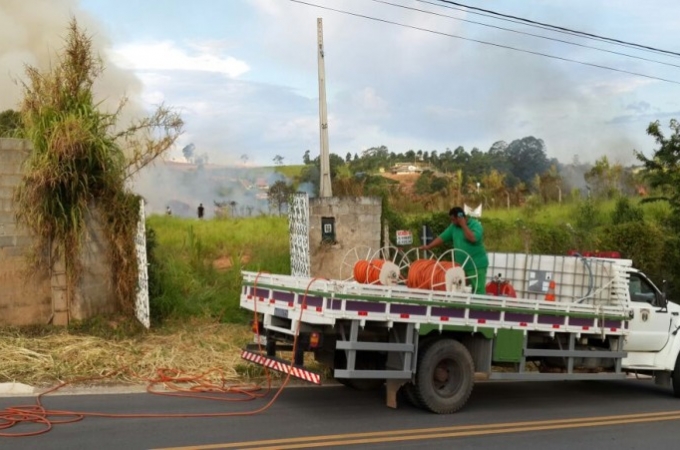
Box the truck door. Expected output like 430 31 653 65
623 272 672 352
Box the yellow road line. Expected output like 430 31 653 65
155 409 680 450
251 414 680 449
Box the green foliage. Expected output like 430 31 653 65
268 180 294 215
0 109 22 137
598 221 667 285
525 222 572 255
274 164 305 179
611 197 644 224
574 196 605 230
636 119 680 230
146 215 289 324
634 118 680 294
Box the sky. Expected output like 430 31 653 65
3 0 680 169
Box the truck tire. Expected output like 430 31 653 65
401 337 437 409
673 353 680 398
414 338 474 414
401 382 422 408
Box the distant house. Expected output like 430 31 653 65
256 178 269 191
391 163 423 174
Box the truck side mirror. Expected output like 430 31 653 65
658 279 669 310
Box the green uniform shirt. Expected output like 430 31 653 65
438 218 489 273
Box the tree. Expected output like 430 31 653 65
182 143 195 163
0 109 22 137
268 180 294 215
345 152 352 163
273 154 284 166
635 119 680 295
505 137 550 186
241 154 249 165
585 156 623 198
636 119 680 229
303 150 311 165
12 19 183 317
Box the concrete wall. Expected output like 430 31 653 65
0 138 52 325
0 138 116 326
308 196 382 280
73 209 117 320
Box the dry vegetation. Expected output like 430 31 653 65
0 319 265 388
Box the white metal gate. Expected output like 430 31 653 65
135 198 150 328
288 192 310 277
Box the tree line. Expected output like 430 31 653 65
296 135 644 211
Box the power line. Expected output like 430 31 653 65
287 0 680 85
434 0 680 58
371 0 680 69
419 0 680 59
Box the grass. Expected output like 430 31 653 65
146 214 290 324
0 318 258 386
273 164 305 179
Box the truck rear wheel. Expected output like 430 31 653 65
401 382 422 408
401 337 437 409
414 338 474 414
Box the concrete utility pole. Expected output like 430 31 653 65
317 18 332 198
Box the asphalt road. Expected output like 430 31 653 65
1 378 679 449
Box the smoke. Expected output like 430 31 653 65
130 160 292 219
0 0 144 121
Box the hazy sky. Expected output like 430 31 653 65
3 0 680 167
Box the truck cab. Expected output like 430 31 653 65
622 268 680 376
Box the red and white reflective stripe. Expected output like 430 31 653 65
241 350 321 384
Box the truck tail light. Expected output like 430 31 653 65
309 332 321 349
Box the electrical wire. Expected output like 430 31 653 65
287 0 680 85
433 0 680 58
371 0 680 69
417 0 662 56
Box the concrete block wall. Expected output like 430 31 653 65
73 208 116 320
0 138 52 326
0 138 116 326
308 196 382 280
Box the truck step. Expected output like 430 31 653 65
241 349 322 385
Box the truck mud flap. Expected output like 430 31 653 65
241 349 322 385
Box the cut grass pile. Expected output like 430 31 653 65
0 319 262 387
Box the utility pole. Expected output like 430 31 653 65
317 18 332 198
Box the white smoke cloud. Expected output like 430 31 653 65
0 0 144 121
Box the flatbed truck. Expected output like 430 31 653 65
239 249 680 413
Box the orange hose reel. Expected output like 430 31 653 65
353 258 463 291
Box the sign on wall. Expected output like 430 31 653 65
396 230 413 246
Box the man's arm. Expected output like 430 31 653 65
419 236 444 251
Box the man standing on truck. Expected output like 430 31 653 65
419 206 489 294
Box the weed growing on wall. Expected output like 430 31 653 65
12 19 183 318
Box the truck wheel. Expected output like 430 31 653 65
401 337 437 409
414 338 474 414
673 353 680 398
401 382 422 408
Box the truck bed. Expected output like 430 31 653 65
241 268 629 338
